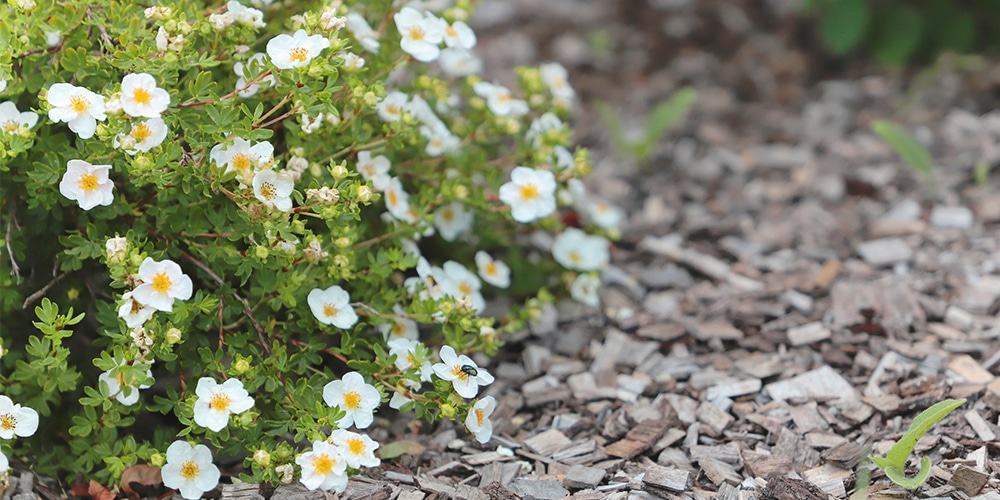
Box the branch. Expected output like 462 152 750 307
6 203 21 280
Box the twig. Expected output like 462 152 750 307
180 251 272 356
176 71 274 107
5 203 21 280
22 270 69 309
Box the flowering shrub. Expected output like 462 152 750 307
0 0 621 495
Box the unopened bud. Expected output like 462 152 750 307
253 449 271 467
356 185 372 202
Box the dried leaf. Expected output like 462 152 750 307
121 463 163 499
378 439 426 459
88 479 118 500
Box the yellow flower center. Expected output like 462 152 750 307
132 87 152 105
497 93 512 104
342 390 362 410
475 408 485 427
130 299 144 315
209 393 232 411
568 251 582 263
179 461 200 480
288 47 309 63
485 262 497 276
392 322 407 337
451 365 469 381
70 94 90 113
406 353 417 366
322 303 338 318
78 172 99 193
386 104 400 115
312 453 334 475
442 208 454 222
387 190 398 208
408 27 425 42
231 153 251 174
0 414 16 431
347 437 366 455
519 183 539 201
458 282 473 296
131 124 152 142
259 181 276 200
2 121 16 132
446 25 458 38
151 271 173 294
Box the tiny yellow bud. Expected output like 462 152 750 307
134 155 152 170
330 164 348 179
439 403 456 418
66 288 80 301
333 254 349 268
356 185 372 202
453 185 469 200
363 91 378 107
149 452 166 468
334 237 350 248
255 245 269 260
165 327 182 345
233 357 251 374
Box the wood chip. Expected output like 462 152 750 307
800 464 850 497
789 402 829 433
786 322 831 346
743 451 793 477
693 321 745 341
764 365 857 401
642 464 692 492
963 410 997 442
706 378 762 400
948 465 989 496
696 401 735 436
603 438 650 460
636 323 686 342
563 465 606 490
763 474 827 500
820 441 869 469
811 258 841 291
523 429 572 457
948 355 995 384
700 457 742 486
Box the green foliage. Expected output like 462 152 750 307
593 87 696 168
870 398 966 489
870 119 934 182
0 0 616 489
806 0 998 67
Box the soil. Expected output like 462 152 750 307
6 1 1000 499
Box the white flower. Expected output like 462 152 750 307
252 169 294 212
296 441 348 493
586 200 624 229
59 160 114 210
0 101 38 134
344 12 380 53
379 304 419 342
404 95 443 128
389 378 421 409
227 0 265 28
356 151 391 191
307 285 358 328
319 8 346 31
473 82 528 117
465 396 496 444
498 166 557 223
106 236 128 261
421 125 460 157
387 338 424 373
98 361 153 406
132 257 194 312
432 345 494 398
46 83 106 139
442 20 475 49
118 291 156 329
44 29 62 47
570 273 601 307
409 257 447 300
0 395 39 439
383 176 415 222
526 112 563 147
234 53 275 98
322 371 380 429
193 377 255 432
266 29 330 69
0 80 7 94
161 441 221 500
540 62 576 101
329 429 381 468
210 137 274 182
393 7 444 62
432 202 472 241
113 117 168 155
552 228 610 271
0 449 7 473
120 73 170 118
376 91 408 122
438 48 481 78
155 27 185 52
144 6 172 19
209 11 234 30
474 251 510 289
553 145 574 171
440 261 484 313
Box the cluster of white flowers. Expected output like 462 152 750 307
0 395 39 474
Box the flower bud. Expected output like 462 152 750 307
233 357 251 375
276 464 294 484
439 403 456 418
106 236 128 262
330 164 348 179
453 185 469 200
149 452 165 468
362 91 378 107
334 237 350 248
255 245 269 260
253 449 271 467
165 327 182 345
356 185 372 202
333 254 349 268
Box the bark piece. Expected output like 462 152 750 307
625 419 671 444
508 479 569 500
604 438 650 459
706 378 762 401
641 464 692 492
699 457 742 486
799 464 850 497
763 474 827 500
856 237 912 266
764 365 856 401
789 403 828 433
523 429 572 457
696 401 734 436
636 323 686 342
563 465 606 490
786 322 831 346
820 441 869 470
743 451 793 477
830 279 925 335
963 410 997 442
811 258 841 291
948 355 994 384
693 321 744 341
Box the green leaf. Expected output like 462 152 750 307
871 6 924 68
870 119 934 177
591 100 627 156
925 8 975 54
871 398 965 489
820 0 870 55
644 87 697 146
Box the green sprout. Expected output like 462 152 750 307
593 87 697 169
870 398 965 489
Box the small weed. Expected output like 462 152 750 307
870 398 965 490
593 87 697 169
